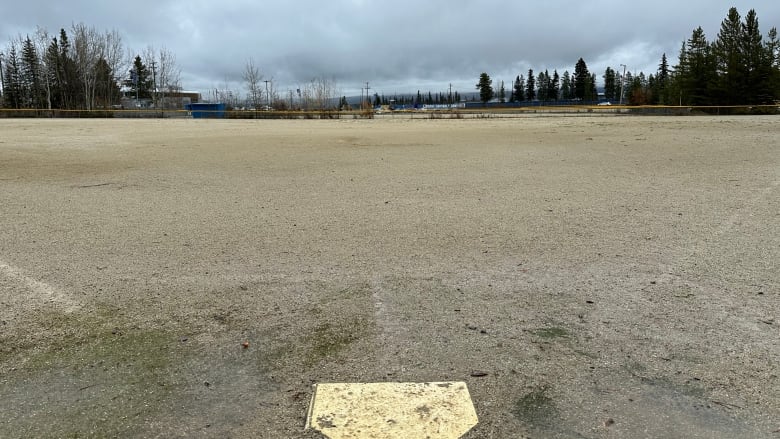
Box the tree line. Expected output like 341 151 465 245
477 7 779 107
0 23 180 111
2 7 778 112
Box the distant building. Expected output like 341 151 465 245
120 86 201 109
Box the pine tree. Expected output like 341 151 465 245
656 54 670 104
57 29 82 109
681 27 716 105
2 44 22 108
94 57 119 108
551 70 560 101
603 67 617 101
512 75 524 101
526 69 535 100
561 71 572 99
536 71 547 101
476 72 493 105
574 58 590 100
498 80 506 103
20 36 45 109
742 9 772 103
588 73 598 101
713 7 745 104
130 55 152 100
766 27 780 100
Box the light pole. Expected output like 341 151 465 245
619 64 627 105
264 80 270 110
0 53 5 106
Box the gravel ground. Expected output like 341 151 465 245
0 116 778 438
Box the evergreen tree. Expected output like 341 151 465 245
20 36 45 109
766 27 780 100
498 80 506 103
742 9 772 103
603 67 617 101
130 55 152 100
561 71 572 99
541 70 553 101
679 27 716 105
526 69 535 100
536 71 547 101
573 58 590 100
94 57 119 108
43 37 60 108
2 44 22 108
55 29 82 109
476 72 493 105
588 73 598 101
512 75 524 101
656 54 670 104
713 7 745 104
551 70 560 101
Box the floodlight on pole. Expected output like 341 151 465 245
619 64 627 105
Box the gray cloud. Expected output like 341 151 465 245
3 0 779 96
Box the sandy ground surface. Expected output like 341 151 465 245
0 116 778 438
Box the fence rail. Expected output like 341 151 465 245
0 104 777 119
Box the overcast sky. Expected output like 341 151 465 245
2 1 779 97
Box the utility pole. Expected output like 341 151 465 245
619 64 626 105
449 83 452 107
150 60 157 108
264 80 270 109
365 81 370 108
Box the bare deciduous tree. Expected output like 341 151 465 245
157 47 180 108
33 27 52 110
140 45 180 108
300 77 338 109
102 29 124 107
71 22 104 110
243 58 263 110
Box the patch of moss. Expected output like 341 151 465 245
531 327 571 339
2 307 184 438
512 385 557 425
304 318 371 367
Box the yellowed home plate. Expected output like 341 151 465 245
306 382 478 439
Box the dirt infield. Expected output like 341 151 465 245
1 116 778 438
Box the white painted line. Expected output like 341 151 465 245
307 382 478 439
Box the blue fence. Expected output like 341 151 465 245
185 103 226 119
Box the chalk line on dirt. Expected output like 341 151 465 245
0 260 80 313
370 275 409 372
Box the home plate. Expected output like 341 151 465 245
306 382 478 438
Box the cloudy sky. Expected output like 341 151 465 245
2 0 779 98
